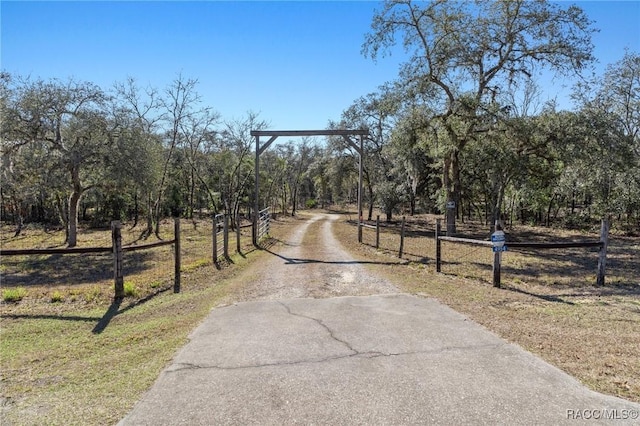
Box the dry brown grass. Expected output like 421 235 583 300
0 211 637 425
0 218 259 305
0 215 299 425
331 209 640 403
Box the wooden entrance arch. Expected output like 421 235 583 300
250 129 369 245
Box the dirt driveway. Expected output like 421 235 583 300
226 213 399 302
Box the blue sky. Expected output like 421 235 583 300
2 1 639 131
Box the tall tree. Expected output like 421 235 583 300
112 77 164 236
573 52 640 223
363 0 596 232
153 75 202 235
339 85 401 220
220 112 269 221
178 103 220 219
2 75 111 246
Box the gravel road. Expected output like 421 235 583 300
227 213 398 302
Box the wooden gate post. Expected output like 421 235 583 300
435 219 442 273
492 251 501 288
111 221 124 299
174 218 181 293
596 218 609 286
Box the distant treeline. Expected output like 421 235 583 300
2 1 639 244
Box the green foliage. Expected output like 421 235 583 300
150 280 163 289
124 281 139 297
2 45 639 236
2 287 28 302
182 259 210 273
83 286 103 303
50 290 64 303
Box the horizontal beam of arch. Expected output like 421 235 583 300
250 129 368 155
252 129 369 245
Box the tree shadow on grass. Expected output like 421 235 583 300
502 285 577 305
263 247 406 266
1 250 163 288
1 313 101 322
92 284 174 334
2 285 173 333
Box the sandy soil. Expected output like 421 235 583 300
224 213 398 303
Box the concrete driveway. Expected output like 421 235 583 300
119 293 640 425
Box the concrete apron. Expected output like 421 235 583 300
119 294 640 425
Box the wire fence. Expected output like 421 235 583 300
358 215 608 287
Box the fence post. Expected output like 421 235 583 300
212 215 218 266
376 215 380 249
596 218 609 286
435 219 442 273
399 216 406 258
223 214 230 260
236 214 241 254
174 218 181 293
111 221 124 299
492 251 501 288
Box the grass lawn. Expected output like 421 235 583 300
0 217 277 425
1 211 638 425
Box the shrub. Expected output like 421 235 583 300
83 286 103 303
124 281 139 297
2 287 28 303
50 291 64 303
306 199 318 209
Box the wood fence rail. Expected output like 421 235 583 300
434 218 609 288
1 219 181 299
361 217 609 288
0 247 112 256
0 238 176 256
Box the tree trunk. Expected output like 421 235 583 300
68 190 82 247
67 164 85 248
443 152 456 235
546 193 556 227
491 188 504 233
54 193 69 243
291 186 298 216
367 184 374 221
130 191 139 229
141 193 154 239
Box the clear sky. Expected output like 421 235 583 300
2 1 639 131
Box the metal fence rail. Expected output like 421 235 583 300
258 208 271 242
212 213 226 264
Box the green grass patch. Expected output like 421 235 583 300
2 287 28 302
124 281 139 297
182 258 210 273
0 273 239 425
0 219 279 426
50 291 64 303
149 280 163 289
